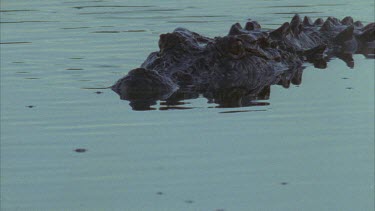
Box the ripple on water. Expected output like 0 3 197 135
0 21 58 23
219 109 267 114
166 20 221 23
24 77 40 80
270 11 322 15
89 30 147 34
0 10 39 12
61 27 91 30
73 5 155 9
261 3 347 8
0 42 32 44
91 30 121 33
65 68 84 70
122 30 147 32
1 1 374 211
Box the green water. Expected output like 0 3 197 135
1 0 374 210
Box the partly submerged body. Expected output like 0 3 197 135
112 15 374 110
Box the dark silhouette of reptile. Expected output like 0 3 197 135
111 15 374 110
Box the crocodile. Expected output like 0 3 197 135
111 14 374 110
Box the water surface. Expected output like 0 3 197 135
1 0 374 210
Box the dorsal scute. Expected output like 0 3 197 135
314 18 324 26
326 17 341 25
363 22 375 31
320 18 335 31
359 23 375 42
290 14 302 35
228 23 243 35
269 22 290 38
341 16 354 25
245 21 261 31
354 21 364 28
335 25 355 43
303 16 313 26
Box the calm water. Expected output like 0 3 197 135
1 0 374 210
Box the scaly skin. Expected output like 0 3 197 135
112 14 374 110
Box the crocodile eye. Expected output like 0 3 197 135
229 39 244 56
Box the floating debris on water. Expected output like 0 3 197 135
281 182 288 185
74 148 87 153
184 200 194 204
66 68 84 70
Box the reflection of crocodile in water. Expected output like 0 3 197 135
111 15 374 110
